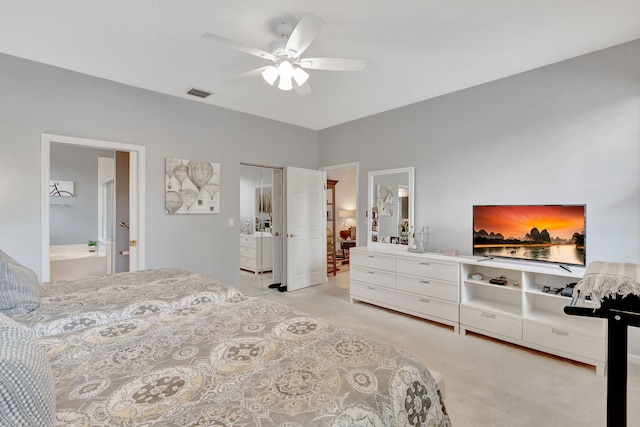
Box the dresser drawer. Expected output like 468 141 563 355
240 257 256 270
396 274 458 302
523 322 604 362
351 252 396 271
240 246 257 258
396 257 458 282
351 282 397 306
460 306 522 340
240 236 258 248
396 292 459 322
350 266 396 289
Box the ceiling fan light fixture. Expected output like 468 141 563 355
278 76 293 91
277 60 294 80
292 66 309 86
261 66 279 85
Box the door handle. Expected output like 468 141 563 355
274 232 280 237
288 233 297 238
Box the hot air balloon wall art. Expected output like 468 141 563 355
165 158 220 214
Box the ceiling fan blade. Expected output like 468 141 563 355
228 66 272 83
285 13 325 57
300 57 366 71
294 81 312 96
202 32 274 61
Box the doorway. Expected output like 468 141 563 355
322 162 359 278
239 164 283 295
40 134 145 282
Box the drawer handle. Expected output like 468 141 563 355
552 328 570 336
419 280 430 284
420 262 430 266
367 255 376 258
367 286 376 290
481 312 496 319
367 271 376 274
419 298 430 303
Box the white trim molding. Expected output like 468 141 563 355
41 133 145 281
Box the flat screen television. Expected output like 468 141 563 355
473 205 586 266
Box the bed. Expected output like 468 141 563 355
0 250 451 426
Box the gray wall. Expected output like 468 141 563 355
50 143 113 245
319 40 640 265
0 53 317 285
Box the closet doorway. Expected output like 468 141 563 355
239 164 283 295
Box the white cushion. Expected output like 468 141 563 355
0 313 55 426
0 249 40 316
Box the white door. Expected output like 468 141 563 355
285 167 326 291
128 151 138 271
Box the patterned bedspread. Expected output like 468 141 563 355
14 268 243 337
24 269 450 426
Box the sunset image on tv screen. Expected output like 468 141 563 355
473 205 585 265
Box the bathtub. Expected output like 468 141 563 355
50 244 108 282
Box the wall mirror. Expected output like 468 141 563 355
367 167 414 248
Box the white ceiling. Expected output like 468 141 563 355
2 1 640 130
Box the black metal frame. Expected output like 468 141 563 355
565 294 640 427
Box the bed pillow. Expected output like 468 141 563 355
0 312 56 426
0 249 40 316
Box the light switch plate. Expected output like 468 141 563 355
228 218 234 227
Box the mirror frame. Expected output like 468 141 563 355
367 167 415 250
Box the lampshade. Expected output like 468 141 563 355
278 76 293 91
292 67 309 86
339 210 356 219
261 66 278 86
278 60 294 79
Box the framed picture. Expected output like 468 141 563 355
50 180 74 197
165 158 220 214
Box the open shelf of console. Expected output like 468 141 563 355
459 257 605 375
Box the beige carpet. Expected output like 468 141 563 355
261 271 640 426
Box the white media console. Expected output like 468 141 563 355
349 247 606 375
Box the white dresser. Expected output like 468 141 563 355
239 232 273 274
349 247 605 374
350 247 460 332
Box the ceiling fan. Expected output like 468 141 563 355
202 12 366 95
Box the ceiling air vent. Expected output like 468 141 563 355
186 87 212 99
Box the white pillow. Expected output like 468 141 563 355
0 312 55 426
0 249 40 316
